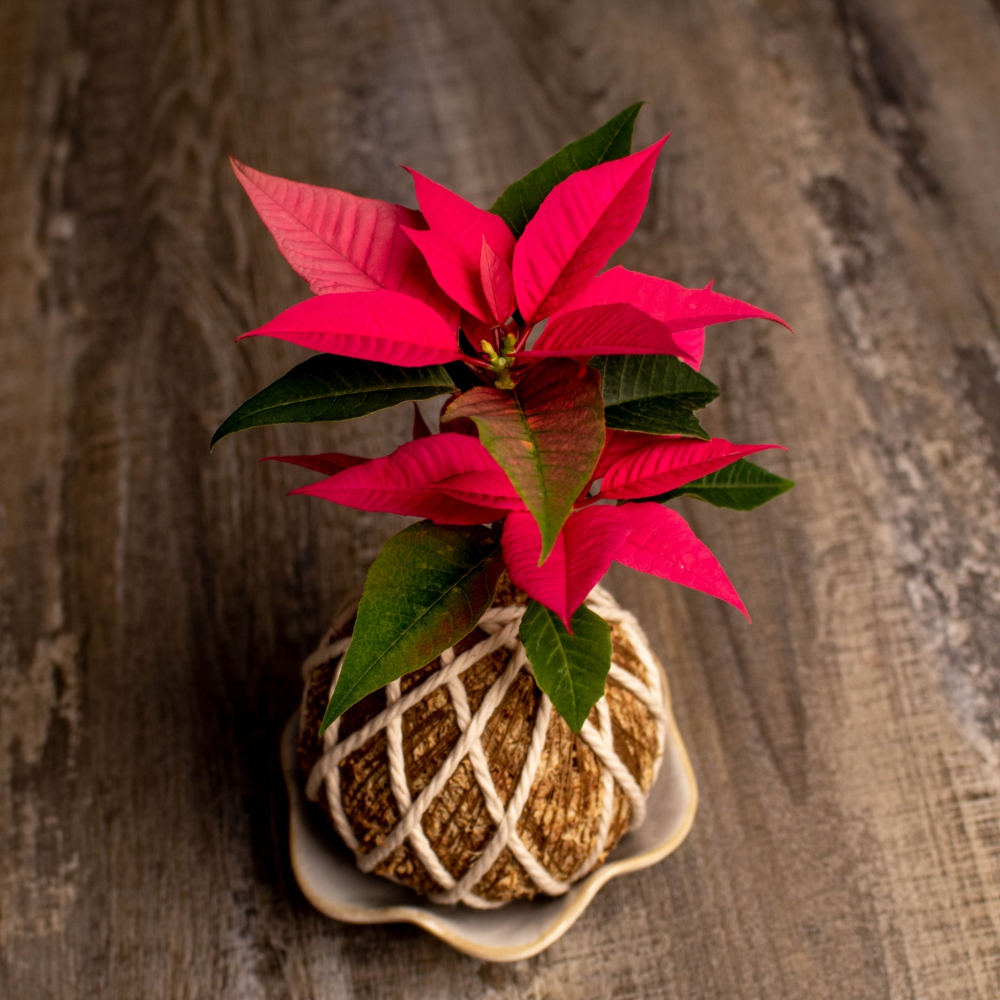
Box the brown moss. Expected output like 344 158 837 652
298 577 662 903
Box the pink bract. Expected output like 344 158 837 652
502 507 631 629
615 503 749 619
532 266 791 368
235 139 787 370
598 437 786 501
263 452 368 476
502 499 749 627
512 139 669 321
479 236 516 324
236 135 790 625
402 167 515 325
238 289 464 367
292 433 511 525
272 427 757 625
230 159 457 326
434 470 524 510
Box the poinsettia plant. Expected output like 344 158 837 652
215 105 793 733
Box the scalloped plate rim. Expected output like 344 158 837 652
282 661 698 962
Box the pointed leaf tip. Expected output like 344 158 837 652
502 507 628 628
229 159 457 324
491 102 646 238
600 436 786 501
532 267 789 368
590 354 718 438
520 600 612 732
513 136 669 322
296 432 511 524
403 167 515 324
320 521 504 729
412 402 433 440
263 452 368 476
241 290 464 368
653 457 795 510
403 166 515 263
615 503 749 620
210 355 455 448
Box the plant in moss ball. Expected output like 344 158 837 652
214 104 793 735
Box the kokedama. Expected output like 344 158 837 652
215 104 794 908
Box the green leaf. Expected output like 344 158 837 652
520 600 612 733
490 103 644 238
607 405 708 438
650 458 795 510
591 354 718 438
320 522 504 732
211 355 455 448
442 358 605 562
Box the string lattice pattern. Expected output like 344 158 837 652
301 586 668 908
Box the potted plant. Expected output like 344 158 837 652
214 104 793 942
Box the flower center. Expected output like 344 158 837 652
479 327 518 389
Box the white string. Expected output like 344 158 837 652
303 585 667 907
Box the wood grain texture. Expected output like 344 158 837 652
2 0 1000 996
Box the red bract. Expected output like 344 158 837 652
289 433 513 525
234 138 788 377
236 127 791 629
597 436 786 501
501 508 631 627
531 266 790 369
231 159 457 325
238 289 463 367
401 168 515 324
264 452 367 476
275 427 772 627
614 503 748 618
501 502 748 628
512 139 669 321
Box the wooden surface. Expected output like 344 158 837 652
3 0 1000 996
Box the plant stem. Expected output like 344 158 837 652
514 321 533 353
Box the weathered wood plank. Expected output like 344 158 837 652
2 0 1000 997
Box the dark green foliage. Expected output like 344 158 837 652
649 458 795 510
211 355 455 447
519 600 612 732
591 354 719 438
319 522 504 732
490 103 644 238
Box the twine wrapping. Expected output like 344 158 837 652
300 585 668 909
